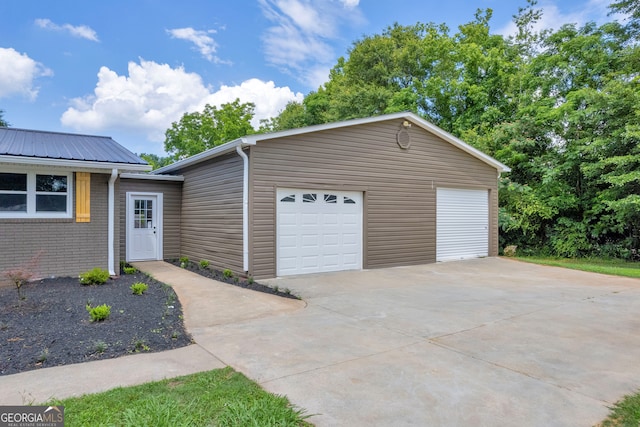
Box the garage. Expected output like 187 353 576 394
436 188 489 262
276 188 363 276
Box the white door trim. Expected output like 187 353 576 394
126 192 163 262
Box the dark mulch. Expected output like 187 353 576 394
0 272 192 376
166 259 300 300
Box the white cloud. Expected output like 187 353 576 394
167 27 230 64
61 59 303 149
258 0 363 88
497 0 624 37
35 18 99 42
0 47 53 99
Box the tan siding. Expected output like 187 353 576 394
0 173 110 280
177 153 244 274
118 179 182 261
250 119 499 279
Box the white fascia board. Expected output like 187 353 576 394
0 155 151 172
153 138 255 174
120 173 185 182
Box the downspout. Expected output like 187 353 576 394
236 145 249 273
108 168 118 276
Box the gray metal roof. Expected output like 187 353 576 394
0 127 147 165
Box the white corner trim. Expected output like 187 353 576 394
107 169 118 275
236 145 249 273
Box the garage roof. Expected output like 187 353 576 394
0 127 150 171
153 112 511 174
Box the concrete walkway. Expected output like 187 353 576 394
0 261 303 405
1 258 639 427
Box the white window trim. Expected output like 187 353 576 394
0 167 73 219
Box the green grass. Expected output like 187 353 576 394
46 367 312 426
598 390 640 427
514 256 640 278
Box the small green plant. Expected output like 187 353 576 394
79 267 110 285
37 348 49 363
273 285 279 292
132 338 150 352
93 340 108 354
179 256 189 268
199 260 210 269
123 266 137 275
130 282 149 295
86 303 111 322
247 276 254 285
222 269 233 279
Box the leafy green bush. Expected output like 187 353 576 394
199 260 210 269
123 266 137 275
130 282 149 295
79 268 110 285
222 269 233 279
179 256 189 265
86 303 111 322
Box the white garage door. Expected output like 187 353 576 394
437 188 489 262
277 188 363 276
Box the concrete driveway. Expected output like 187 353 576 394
192 257 640 426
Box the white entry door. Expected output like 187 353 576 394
277 188 363 276
436 188 489 262
126 193 163 261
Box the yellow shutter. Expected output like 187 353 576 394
76 172 91 223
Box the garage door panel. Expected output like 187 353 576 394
277 188 363 276
437 188 488 262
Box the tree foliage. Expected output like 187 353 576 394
0 109 8 127
164 99 256 160
266 0 640 259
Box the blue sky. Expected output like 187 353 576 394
0 0 621 155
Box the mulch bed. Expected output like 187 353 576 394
0 271 192 376
166 259 299 300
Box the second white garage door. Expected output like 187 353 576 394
277 188 363 276
437 188 489 262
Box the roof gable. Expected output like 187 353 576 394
154 112 510 174
0 127 149 171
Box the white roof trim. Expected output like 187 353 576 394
153 112 510 174
120 173 184 182
0 155 151 172
153 138 254 174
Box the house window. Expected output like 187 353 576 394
280 194 295 203
0 171 72 218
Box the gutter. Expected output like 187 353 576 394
108 168 118 275
236 145 249 273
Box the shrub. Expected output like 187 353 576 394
222 269 234 279
503 245 518 257
199 260 210 269
2 250 43 300
123 266 137 275
79 268 110 285
86 303 111 322
179 256 189 265
130 282 149 295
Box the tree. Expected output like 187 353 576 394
164 99 256 160
0 109 8 127
138 153 173 170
